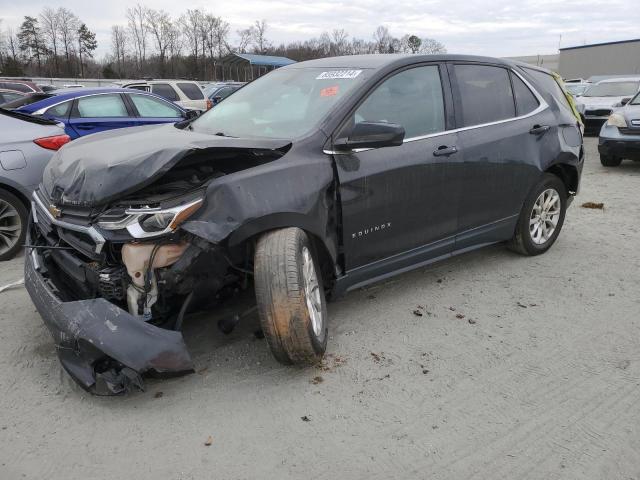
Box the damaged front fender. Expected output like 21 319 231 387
25 251 194 395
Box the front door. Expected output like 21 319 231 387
332 64 459 272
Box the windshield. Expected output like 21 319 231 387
630 91 640 105
191 67 371 139
565 84 588 96
583 81 640 97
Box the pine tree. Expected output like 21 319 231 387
77 23 97 78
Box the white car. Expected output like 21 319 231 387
122 80 210 111
575 77 640 133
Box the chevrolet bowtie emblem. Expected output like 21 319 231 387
48 204 62 218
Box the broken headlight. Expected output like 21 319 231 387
97 199 203 238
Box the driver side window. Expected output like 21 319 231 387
354 65 445 138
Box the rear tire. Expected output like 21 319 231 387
600 154 622 167
254 228 328 365
508 173 567 256
0 189 27 262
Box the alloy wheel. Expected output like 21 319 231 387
0 199 22 255
301 246 323 336
529 188 561 245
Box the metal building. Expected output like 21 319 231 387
558 39 640 79
219 53 296 82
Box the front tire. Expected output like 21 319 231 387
254 228 328 365
600 154 622 167
0 189 27 261
508 173 567 256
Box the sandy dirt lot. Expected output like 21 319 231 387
1 137 639 479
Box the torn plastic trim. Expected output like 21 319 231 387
25 248 194 395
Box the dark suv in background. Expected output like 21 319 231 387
25 55 583 394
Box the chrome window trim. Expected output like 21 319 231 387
324 67 549 155
32 192 106 254
33 91 169 116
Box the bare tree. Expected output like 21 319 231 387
127 4 148 75
331 29 349 56
236 28 252 53
146 9 172 76
57 7 80 75
419 38 446 54
179 9 204 78
40 7 60 74
111 25 127 77
250 20 271 54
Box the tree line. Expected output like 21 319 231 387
0 4 446 81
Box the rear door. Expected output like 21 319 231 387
150 83 181 106
67 93 134 138
333 63 459 272
448 63 548 249
126 92 184 127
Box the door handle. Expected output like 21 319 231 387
433 145 458 157
529 124 550 135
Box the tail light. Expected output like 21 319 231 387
34 134 71 151
206 99 213 110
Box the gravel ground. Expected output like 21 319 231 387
1 137 639 480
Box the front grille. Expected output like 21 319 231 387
33 190 105 259
585 109 612 117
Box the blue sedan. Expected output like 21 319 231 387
10 87 191 139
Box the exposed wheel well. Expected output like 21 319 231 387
545 164 578 195
0 184 30 210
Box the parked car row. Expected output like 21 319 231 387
598 89 640 166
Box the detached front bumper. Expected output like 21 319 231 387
25 246 194 395
598 125 640 161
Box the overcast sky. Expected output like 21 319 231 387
0 0 638 59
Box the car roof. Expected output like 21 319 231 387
125 80 199 85
46 87 134 98
282 54 523 70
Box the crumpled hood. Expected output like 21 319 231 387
43 123 291 207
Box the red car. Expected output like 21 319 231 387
0 79 42 93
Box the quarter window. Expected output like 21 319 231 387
511 73 540 115
524 68 573 114
76 94 129 118
151 83 180 102
177 82 204 100
454 65 515 127
45 100 72 118
130 94 182 117
353 65 445 138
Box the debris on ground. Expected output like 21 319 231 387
301 416 311 422
204 436 213 446
412 309 423 317
367 294 376 300
468 318 477 325
449 306 456 311
154 391 163 398
0 278 24 294
581 202 604 210
311 376 324 385
253 329 265 339
370 352 382 363
318 354 347 372
455 313 465 319
436 279 443 283
517 302 528 308
422 369 429 374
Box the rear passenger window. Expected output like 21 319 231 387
454 65 515 127
151 84 179 102
76 94 128 118
354 65 445 138
46 101 72 118
511 73 539 115
177 83 204 100
130 94 182 117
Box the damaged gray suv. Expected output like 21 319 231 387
26 55 584 394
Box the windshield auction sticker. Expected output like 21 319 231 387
316 70 362 80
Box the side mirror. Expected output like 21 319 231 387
620 97 631 106
334 121 405 151
184 109 200 119
213 95 223 104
